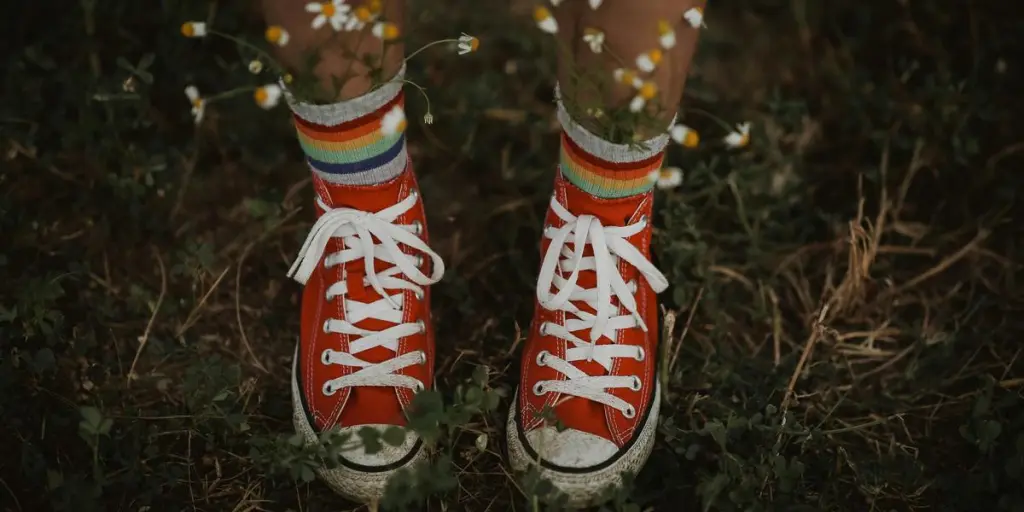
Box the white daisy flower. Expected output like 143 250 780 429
658 20 676 49
423 112 434 125
636 49 663 73
184 85 205 124
534 7 558 34
582 28 604 53
254 84 283 109
683 7 705 29
724 122 751 148
589 0 603 9
629 82 658 113
180 21 207 38
248 60 264 74
458 33 479 55
265 26 290 47
651 167 683 189
372 21 400 41
669 123 699 147
305 0 350 31
613 68 643 89
381 105 407 135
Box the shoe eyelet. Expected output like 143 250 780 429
536 350 549 366
408 190 419 200
321 349 332 365
628 280 638 293
322 382 336 396
538 322 549 336
635 347 646 362
532 382 547 396
413 380 425 392
623 405 637 419
415 255 424 267
414 289 425 300
411 220 423 235
417 350 427 364
416 320 426 334
629 375 642 391
322 320 331 333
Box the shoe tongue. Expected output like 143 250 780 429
561 179 651 227
315 175 409 363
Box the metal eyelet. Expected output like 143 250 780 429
629 376 642 391
415 255 424 267
623 405 637 418
532 382 546 396
414 289 425 300
322 382 336 396
321 349 332 365
628 280 638 293
408 190 419 200
536 350 549 366
413 381 425 392
538 322 549 336
416 320 426 333
411 221 423 235
635 347 646 362
417 350 427 364
322 320 331 333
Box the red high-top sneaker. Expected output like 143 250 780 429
287 168 444 502
507 172 669 506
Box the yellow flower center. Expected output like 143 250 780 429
534 6 551 22
683 130 699 148
322 2 336 17
659 168 675 179
192 99 203 108
618 69 637 85
180 23 195 37
648 49 663 64
254 88 268 104
369 0 383 13
381 23 400 40
584 27 601 37
657 19 671 35
355 6 372 21
265 26 283 43
739 133 750 146
470 37 480 51
639 82 658 100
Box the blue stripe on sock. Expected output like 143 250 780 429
307 135 405 175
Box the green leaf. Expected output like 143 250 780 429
359 426 383 454
382 426 407 447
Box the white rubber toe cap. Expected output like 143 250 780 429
339 424 420 467
525 426 619 469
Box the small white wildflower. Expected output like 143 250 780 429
458 33 479 55
344 6 376 31
629 82 658 113
669 123 699 147
305 0 350 31
534 6 558 34
550 0 563 6
724 122 752 148
248 60 264 74
683 7 705 29
613 68 643 89
636 49 663 73
657 20 676 49
423 112 434 125
651 167 683 190
589 0 603 9
180 21 207 38
372 21 400 41
380 105 407 136
265 26 290 46
184 85 205 124
254 84 283 109
582 28 604 54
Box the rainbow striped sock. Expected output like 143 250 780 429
286 65 408 186
555 86 672 199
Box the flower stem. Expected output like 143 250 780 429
208 30 286 75
403 38 459 62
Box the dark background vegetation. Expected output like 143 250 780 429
2 0 1022 510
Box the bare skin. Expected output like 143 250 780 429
262 0 702 130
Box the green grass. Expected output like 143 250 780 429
2 0 1023 511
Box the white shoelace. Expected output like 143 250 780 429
533 197 669 417
288 191 444 397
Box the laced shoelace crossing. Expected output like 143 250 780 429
288 191 444 396
533 197 668 417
